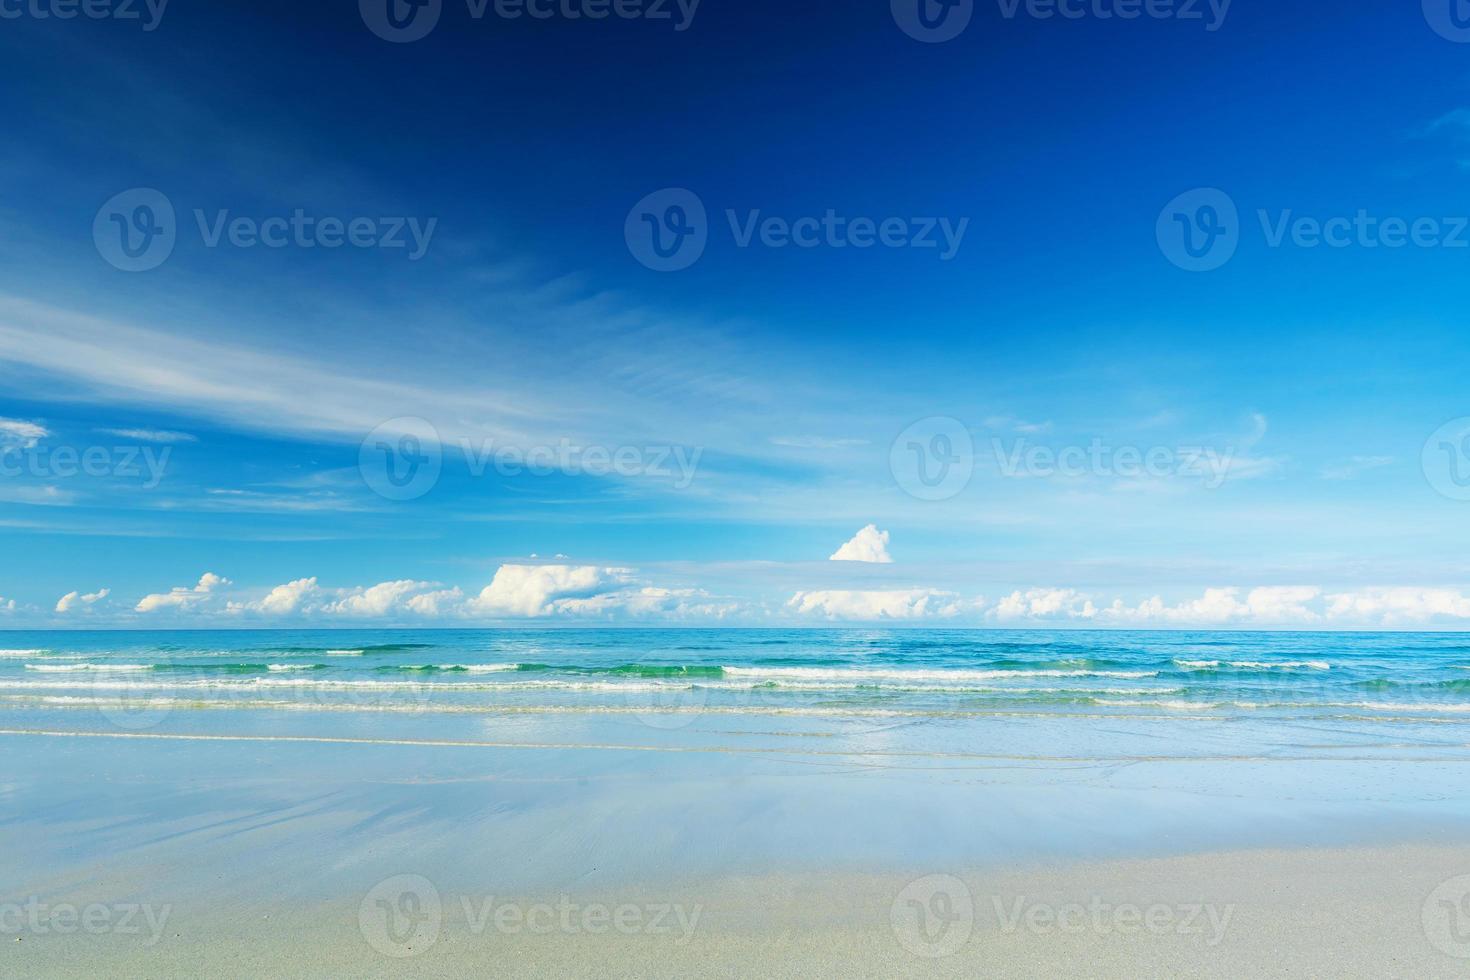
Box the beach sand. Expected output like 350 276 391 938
10 845 1469 977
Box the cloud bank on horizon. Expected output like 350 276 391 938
22 526 1470 629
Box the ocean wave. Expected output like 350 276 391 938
1173 659 1330 671
0 649 48 658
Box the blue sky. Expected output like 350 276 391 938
3 0 1470 627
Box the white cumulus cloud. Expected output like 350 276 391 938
992 588 1098 621
788 589 968 620
227 577 321 615
135 572 230 613
468 564 633 617
55 588 110 613
1098 586 1322 625
320 579 440 617
829 524 893 563
1324 587 1470 626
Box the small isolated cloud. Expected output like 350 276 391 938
984 415 1052 434
55 588 110 613
1320 456 1394 480
829 524 893 563
0 486 75 506
769 435 869 449
135 572 230 613
0 597 18 613
788 589 968 620
1217 412 1286 482
0 418 48 450
97 428 197 443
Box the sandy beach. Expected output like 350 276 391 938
10 845 1470 977
5 630 1470 976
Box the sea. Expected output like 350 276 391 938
5 628 1470 896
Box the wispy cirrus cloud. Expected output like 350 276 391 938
96 428 197 443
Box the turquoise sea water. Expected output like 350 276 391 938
3 628 1470 730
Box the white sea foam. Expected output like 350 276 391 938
24 663 151 673
0 649 47 658
324 650 365 656
392 664 519 673
1173 659 1330 671
722 666 1158 681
